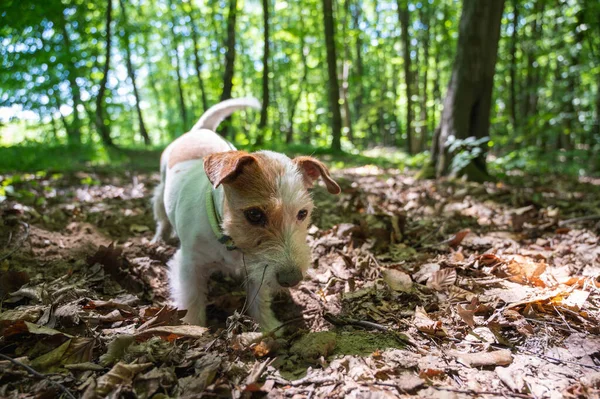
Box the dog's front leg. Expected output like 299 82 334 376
246 280 281 332
168 248 209 326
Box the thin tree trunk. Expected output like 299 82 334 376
340 0 353 143
522 0 544 121
509 0 519 129
286 29 308 144
185 2 209 113
397 0 413 154
322 0 343 152
256 0 270 145
119 0 150 145
351 0 364 125
58 13 82 145
219 0 238 138
140 26 165 137
430 0 506 181
168 0 188 131
419 4 431 152
95 0 114 147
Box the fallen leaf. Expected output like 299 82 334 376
413 306 447 337
427 268 457 291
457 304 476 329
134 324 208 341
129 224 150 233
561 290 590 312
447 229 470 247
382 268 413 292
454 349 513 368
96 362 152 396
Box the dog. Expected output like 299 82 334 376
152 98 340 331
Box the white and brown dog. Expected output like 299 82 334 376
152 98 340 331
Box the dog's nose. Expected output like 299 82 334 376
276 268 303 288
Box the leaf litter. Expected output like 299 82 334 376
0 168 600 398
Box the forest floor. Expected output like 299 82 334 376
1 163 600 398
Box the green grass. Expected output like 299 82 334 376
0 142 426 174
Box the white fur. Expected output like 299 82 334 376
152 100 313 331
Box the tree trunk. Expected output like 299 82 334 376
95 0 114 148
430 0 506 181
397 0 413 154
58 12 82 145
509 0 519 130
522 0 544 121
418 4 431 152
119 0 150 145
185 2 209 113
286 29 308 144
219 0 238 138
340 0 353 143
256 0 270 145
322 0 343 152
169 0 188 132
351 1 364 125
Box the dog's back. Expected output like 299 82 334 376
151 98 261 243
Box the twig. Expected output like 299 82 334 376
431 386 534 399
0 221 30 261
0 353 76 399
521 348 600 371
559 214 600 226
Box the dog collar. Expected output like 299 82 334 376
205 185 237 251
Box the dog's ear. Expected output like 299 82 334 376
293 156 341 194
204 151 257 188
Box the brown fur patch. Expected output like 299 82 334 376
220 154 307 251
293 156 341 194
167 132 231 169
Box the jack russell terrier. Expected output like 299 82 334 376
152 98 340 331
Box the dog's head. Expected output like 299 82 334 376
204 150 340 289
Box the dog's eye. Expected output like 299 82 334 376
244 208 267 226
297 209 308 221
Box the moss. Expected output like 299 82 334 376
289 330 404 363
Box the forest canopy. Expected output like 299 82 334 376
0 0 599 177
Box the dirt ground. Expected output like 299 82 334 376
1 166 600 398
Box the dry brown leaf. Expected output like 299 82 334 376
447 229 470 247
454 349 513 368
414 306 447 337
382 268 413 292
96 362 152 396
427 268 457 291
506 257 547 287
479 253 503 266
134 325 208 341
561 290 590 312
457 304 476 329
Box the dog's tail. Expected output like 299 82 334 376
191 97 261 132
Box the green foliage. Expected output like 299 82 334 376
0 0 598 175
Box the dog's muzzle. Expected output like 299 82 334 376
276 267 303 288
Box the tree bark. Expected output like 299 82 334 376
286 29 308 144
509 0 519 130
168 0 188 132
351 1 364 125
418 3 431 152
58 12 83 145
397 0 413 154
95 0 114 148
340 0 353 143
219 0 238 138
322 0 343 152
118 0 150 145
522 0 544 121
184 2 209 113
256 0 270 145
430 0 506 181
